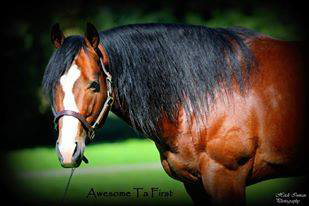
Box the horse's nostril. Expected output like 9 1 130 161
73 142 78 156
72 142 82 163
56 142 64 163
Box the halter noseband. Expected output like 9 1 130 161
52 48 113 140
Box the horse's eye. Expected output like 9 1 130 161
89 81 100 92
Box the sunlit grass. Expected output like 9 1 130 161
8 139 159 172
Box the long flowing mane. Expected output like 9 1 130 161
43 23 259 139
100 23 259 138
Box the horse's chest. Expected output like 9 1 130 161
155 138 202 182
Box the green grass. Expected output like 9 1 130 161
8 139 159 172
7 139 306 205
16 170 190 205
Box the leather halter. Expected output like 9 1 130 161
52 48 113 140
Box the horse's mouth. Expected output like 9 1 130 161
56 142 88 168
59 154 89 168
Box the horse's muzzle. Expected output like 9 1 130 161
56 142 84 168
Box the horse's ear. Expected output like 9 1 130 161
84 23 100 49
51 23 65 49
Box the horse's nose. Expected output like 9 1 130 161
56 142 83 168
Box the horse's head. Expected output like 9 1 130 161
45 23 113 168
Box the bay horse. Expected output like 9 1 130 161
42 23 307 205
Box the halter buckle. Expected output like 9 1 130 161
88 129 95 140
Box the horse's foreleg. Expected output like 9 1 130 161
199 154 252 206
184 181 211 205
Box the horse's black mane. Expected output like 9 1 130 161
42 36 84 105
100 24 258 138
43 23 259 139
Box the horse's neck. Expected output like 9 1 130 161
110 98 161 143
110 98 134 128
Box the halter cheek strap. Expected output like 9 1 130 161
52 48 113 140
92 48 114 129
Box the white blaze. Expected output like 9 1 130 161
58 64 81 161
